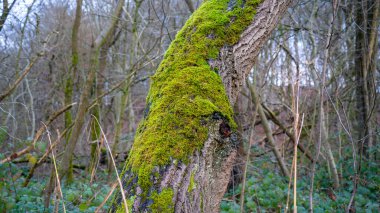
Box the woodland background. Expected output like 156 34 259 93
0 0 379 212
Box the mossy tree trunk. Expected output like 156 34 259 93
58 0 125 179
64 0 83 184
110 0 291 212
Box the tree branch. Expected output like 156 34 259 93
0 55 41 102
1 103 75 164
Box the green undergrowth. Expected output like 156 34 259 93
0 159 112 212
125 0 262 202
220 146 380 212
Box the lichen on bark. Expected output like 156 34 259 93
112 0 262 211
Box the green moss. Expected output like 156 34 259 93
151 188 174 213
137 165 153 191
115 203 125 213
115 203 126 213
200 192 204 212
188 172 196 193
127 195 135 212
122 0 262 208
72 53 79 67
115 195 135 213
64 76 73 129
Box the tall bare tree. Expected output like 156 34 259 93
59 0 125 179
63 0 83 183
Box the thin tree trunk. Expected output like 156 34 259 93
348 0 379 211
248 80 290 178
363 0 379 160
89 0 129 176
88 48 107 178
354 0 378 158
109 78 132 174
64 0 83 184
262 104 314 162
310 0 339 210
108 0 142 176
108 46 128 176
326 142 340 189
58 0 125 180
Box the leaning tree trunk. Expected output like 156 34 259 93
110 0 291 212
58 0 125 178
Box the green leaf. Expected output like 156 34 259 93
35 141 47 153
67 191 76 202
79 203 89 211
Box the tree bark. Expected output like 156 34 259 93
110 0 291 212
354 0 379 158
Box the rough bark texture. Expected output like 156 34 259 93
112 118 237 212
218 0 292 105
110 0 291 212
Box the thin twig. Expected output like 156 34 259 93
95 181 119 213
0 55 41 102
292 51 301 213
1 103 75 164
44 123 66 213
92 115 129 213
240 92 260 213
249 81 290 178
309 0 338 210
262 103 314 162
23 125 72 187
